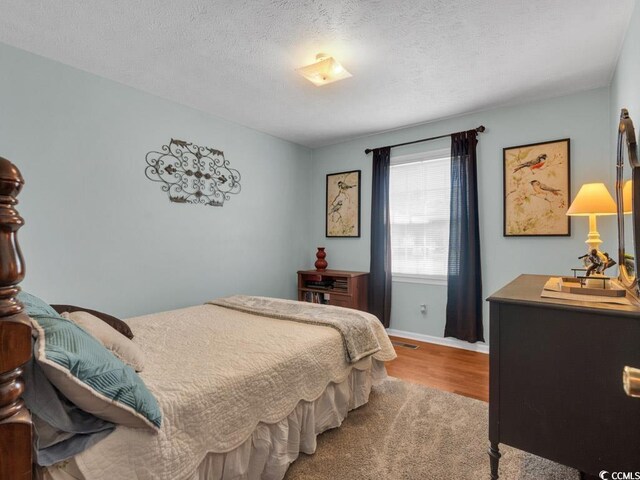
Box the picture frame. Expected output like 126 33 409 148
503 138 571 237
326 170 361 237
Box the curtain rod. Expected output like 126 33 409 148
364 125 486 155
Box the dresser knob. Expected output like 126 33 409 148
623 366 640 398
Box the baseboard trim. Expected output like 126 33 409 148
386 328 489 354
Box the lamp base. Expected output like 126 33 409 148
585 213 603 252
585 236 603 252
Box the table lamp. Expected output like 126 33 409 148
566 182 617 251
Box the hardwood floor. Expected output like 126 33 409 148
386 336 489 402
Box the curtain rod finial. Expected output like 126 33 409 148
476 125 486 133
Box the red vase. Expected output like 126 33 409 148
315 247 328 271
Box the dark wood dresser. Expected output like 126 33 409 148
297 269 368 311
488 274 640 479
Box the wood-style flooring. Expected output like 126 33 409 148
386 336 489 402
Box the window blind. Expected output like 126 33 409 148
390 152 451 277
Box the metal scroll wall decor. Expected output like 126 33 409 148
145 139 241 206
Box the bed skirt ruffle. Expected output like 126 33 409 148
41 359 387 480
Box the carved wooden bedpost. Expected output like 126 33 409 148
0 156 32 479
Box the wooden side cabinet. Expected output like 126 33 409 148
488 274 640 479
297 269 368 312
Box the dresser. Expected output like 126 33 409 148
297 269 368 311
488 274 640 479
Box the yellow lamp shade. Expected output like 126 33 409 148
623 180 633 214
296 54 352 86
566 183 617 216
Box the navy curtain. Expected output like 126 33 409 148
369 147 392 327
444 130 484 343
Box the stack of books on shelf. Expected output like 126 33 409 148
304 279 334 290
333 278 348 293
303 291 329 304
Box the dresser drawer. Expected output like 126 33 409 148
328 295 353 308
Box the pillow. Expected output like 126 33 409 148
19 291 60 318
62 311 145 372
51 304 134 340
22 350 115 466
18 291 161 430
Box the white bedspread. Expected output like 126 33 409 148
68 304 396 480
208 295 388 362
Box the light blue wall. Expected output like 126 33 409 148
0 42 313 318
610 0 640 295
310 88 613 341
611 0 640 145
3 13 634 340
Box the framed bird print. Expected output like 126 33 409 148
326 170 361 237
503 138 571 236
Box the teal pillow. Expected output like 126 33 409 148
19 291 161 430
18 291 61 318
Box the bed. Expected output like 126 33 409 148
0 157 396 480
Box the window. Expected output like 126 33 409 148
390 149 450 282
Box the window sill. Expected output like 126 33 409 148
392 274 447 286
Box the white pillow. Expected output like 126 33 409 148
62 311 145 372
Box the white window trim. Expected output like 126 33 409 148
392 273 448 286
390 148 451 283
391 148 450 166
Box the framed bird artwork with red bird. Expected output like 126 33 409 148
503 138 571 236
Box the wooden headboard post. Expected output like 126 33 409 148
0 156 32 479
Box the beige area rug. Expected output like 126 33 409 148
285 378 578 480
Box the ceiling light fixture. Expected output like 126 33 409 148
296 53 352 86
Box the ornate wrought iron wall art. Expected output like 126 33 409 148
145 139 241 206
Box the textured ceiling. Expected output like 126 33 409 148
0 1 634 147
